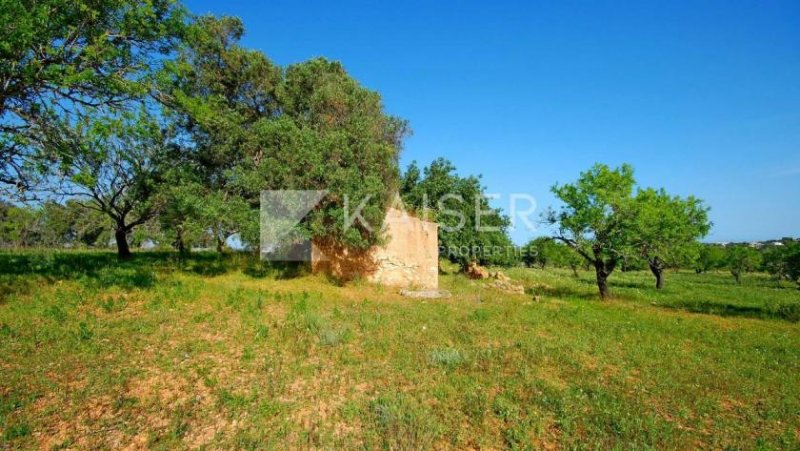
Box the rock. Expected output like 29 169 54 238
488 279 525 295
491 271 511 282
400 289 452 298
465 261 489 279
470 269 524 294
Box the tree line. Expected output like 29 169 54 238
4 1 794 299
535 163 798 297
522 235 800 290
0 0 509 263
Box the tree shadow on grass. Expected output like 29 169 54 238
0 252 163 290
529 276 800 322
655 299 800 323
574 277 653 291
0 251 310 293
526 283 599 301
242 260 310 280
0 251 122 278
178 253 232 277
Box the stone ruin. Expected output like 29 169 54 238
311 208 439 289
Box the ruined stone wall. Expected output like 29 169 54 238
311 208 438 289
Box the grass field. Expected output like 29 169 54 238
1 250 799 449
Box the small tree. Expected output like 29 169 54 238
36 201 76 247
521 237 545 268
0 202 37 247
694 244 726 273
155 148 204 254
632 188 710 289
522 237 555 269
64 200 110 247
763 242 800 288
726 245 761 284
551 242 585 276
788 250 800 289
522 237 583 276
546 164 637 299
401 159 513 270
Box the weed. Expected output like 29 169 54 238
429 348 466 368
44 305 67 323
76 322 93 340
369 394 439 450
468 308 491 322
254 324 269 340
462 388 488 421
319 327 350 346
493 395 520 422
3 421 31 440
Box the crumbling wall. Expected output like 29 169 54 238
311 208 438 289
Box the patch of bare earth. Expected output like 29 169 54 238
34 365 233 450
280 365 372 444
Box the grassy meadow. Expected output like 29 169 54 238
0 250 799 449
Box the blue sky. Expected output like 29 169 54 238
188 0 800 243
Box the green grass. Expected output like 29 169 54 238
0 250 798 449
509 266 800 322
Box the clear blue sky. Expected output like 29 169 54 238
188 0 799 244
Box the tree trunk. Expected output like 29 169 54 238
570 264 579 278
115 227 131 259
216 235 225 253
176 231 187 255
732 270 741 284
595 265 610 300
591 247 616 300
172 225 188 255
648 258 665 289
651 265 664 289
